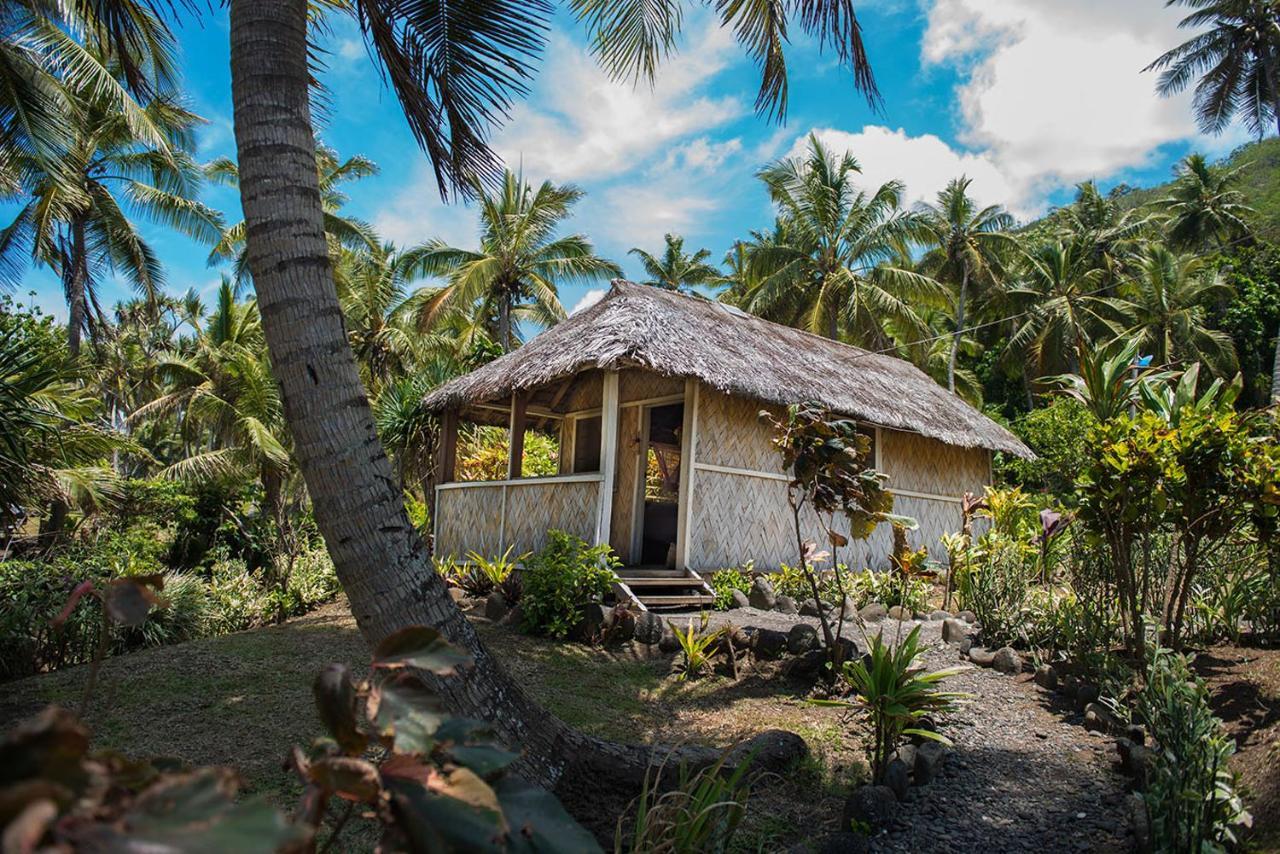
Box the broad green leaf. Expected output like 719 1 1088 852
368 674 448 755
373 627 472 675
385 769 507 853
308 756 382 803
312 664 367 755
494 776 603 853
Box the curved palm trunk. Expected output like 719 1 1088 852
1271 322 1279 405
65 218 89 358
947 263 969 394
227 0 582 788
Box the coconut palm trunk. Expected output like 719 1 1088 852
948 263 969 394
64 218 90 358
227 0 585 788
1271 324 1279 404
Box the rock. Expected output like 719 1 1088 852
889 744 917 772
958 637 973 655
814 832 870 854
484 591 509 621
1126 744 1151 790
748 576 777 610
929 609 952 621
573 602 610 640
500 604 523 627
968 646 995 667
775 595 799 615
859 602 887 622
883 758 910 800
447 587 467 602
837 596 859 619
1060 674 1081 698
603 607 635 643
1075 683 1101 713
1124 723 1146 746
752 627 788 659
790 648 828 679
799 597 825 618
830 636 858 668
992 646 1023 674
1128 794 1152 854
725 729 808 774
1034 663 1059 690
958 609 977 624
887 605 911 621
658 625 682 654
728 589 750 610
1083 701 1113 734
914 742 945 786
787 623 820 655
941 618 968 645
634 611 664 645
842 785 897 831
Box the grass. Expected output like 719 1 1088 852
1 597 865 846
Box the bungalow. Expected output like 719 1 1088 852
421 281 1032 608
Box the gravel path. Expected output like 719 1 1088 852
675 607 1135 852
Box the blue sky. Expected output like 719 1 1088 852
9 0 1251 323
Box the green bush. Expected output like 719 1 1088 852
847 569 930 614
996 398 1095 497
520 530 619 639
287 543 341 610
0 559 100 680
1138 648 1250 852
708 565 752 610
957 534 1033 648
205 554 271 634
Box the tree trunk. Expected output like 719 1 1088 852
498 296 512 353
1271 319 1279 405
65 218 89 358
227 0 580 788
948 263 969 393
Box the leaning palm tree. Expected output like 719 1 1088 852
1006 241 1133 382
628 233 723 293
1146 0 1280 138
917 176 1016 393
1116 245 1238 376
403 170 621 352
223 0 887 788
740 134 942 348
1055 181 1156 289
0 73 222 356
1160 153 1255 251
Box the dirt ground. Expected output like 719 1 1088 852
1193 643 1280 852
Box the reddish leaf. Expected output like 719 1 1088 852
372 627 471 675
51 580 96 629
312 665 367 755
308 757 382 803
103 577 163 627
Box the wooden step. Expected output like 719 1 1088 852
619 568 690 578
617 576 706 588
634 594 716 607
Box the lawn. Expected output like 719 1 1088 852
0 597 862 849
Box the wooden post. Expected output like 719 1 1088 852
507 393 527 480
675 378 699 570
594 371 620 547
430 409 458 554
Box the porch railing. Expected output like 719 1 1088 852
433 473 603 559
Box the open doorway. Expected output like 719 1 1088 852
636 402 683 567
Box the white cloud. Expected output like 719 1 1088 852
657 137 744 173
591 183 720 249
787 126 1020 213
569 288 606 315
920 0 1202 204
371 164 477 250
494 20 743 183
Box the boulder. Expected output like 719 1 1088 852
858 602 887 622
748 576 777 610
992 647 1023 674
814 832 870 854
887 605 911 621
799 598 826 618
790 648 828 680
634 611 664 645
929 609 952 621
1075 683 1101 714
725 729 808 774
752 627 788 659
958 637 973 655
1034 664 1058 690
883 758 910 801
1124 723 1147 746
958 609 977 624
968 646 995 667
941 618 968 645
500 604 523 628
1128 794 1152 854
889 744 917 772
1083 701 1113 734
836 595 859 619
775 595 799 615
842 785 897 831
573 602 610 640
913 742 945 786
728 589 750 610
447 587 467 603
787 623 820 655
484 591 509 622
603 607 636 643
658 625 682 655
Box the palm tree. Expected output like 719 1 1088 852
403 170 621 352
1147 0 1280 138
628 233 722 293
1160 153 1255 250
917 176 1015 393
1006 241 1133 381
224 0 886 786
740 134 942 348
0 75 222 356
1116 245 1238 375
1055 181 1156 288
206 141 379 287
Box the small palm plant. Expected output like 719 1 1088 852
820 625 966 784
669 614 723 682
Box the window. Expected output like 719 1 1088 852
572 416 602 473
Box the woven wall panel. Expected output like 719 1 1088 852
503 481 599 554
560 370 603 413
620 369 683 402
435 485 505 558
694 388 786 473
610 406 643 560
889 494 962 566
881 429 989 496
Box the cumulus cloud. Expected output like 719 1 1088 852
371 165 477 250
569 288 607 315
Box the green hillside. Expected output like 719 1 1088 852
1119 137 1280 227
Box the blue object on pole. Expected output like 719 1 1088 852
1136 355 1153 367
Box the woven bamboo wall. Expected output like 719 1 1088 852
880 429 989 496
620 369 683 402
434 484 505 558
694 390 785 472
610 406 643 561
560 370 602 413
502 481 599 553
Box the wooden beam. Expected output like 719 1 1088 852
437 409 458 484
675 379 699 570
507 393 527 480
594 371 620 547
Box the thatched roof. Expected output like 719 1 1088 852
422 281 1033 458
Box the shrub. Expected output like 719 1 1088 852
846 569 930 615
205 554 270 634
708 565 752 610
287 542 341 610
669 614 722 681
520 530 619 639
1137 648 1250 852
997 398 1095 497
0 559 100 680
439 546 525 601
119 572 213 649
616 751 750 854
956 534 1033 648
